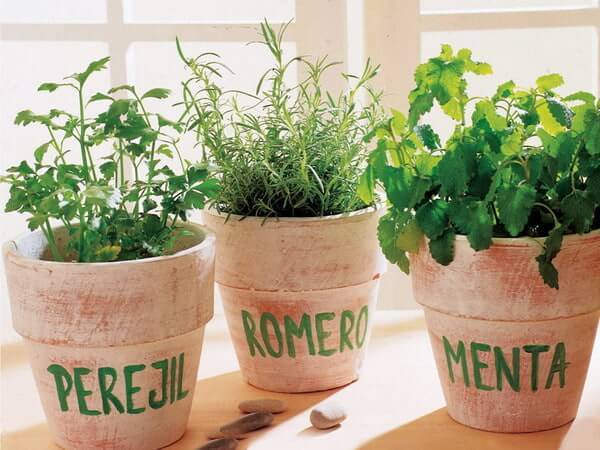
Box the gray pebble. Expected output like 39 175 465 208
196 437 238 450
238 398 287 414
310 402 347 429
220 412 274 436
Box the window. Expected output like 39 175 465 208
1 1 599 344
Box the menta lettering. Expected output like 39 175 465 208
442 337 570 392
241 306 369 358
47 352 189 416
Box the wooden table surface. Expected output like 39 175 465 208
2 311 599 450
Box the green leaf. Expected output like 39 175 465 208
395 217 424 254
587 169 600 202
34 142 50 163
357 166 375 204
440 98 462 121
74 56 110 85
561 190 595 234
378 213 411 273
88 92 114 103
428 229 456 266
408 91 434 127
381 167 430 210
108 84 135 94
546 99 573 128
194 178 220 198
414 124 441 150
536 73 564 91
27 214 48 231
535 226 564 289
38 83 60 92
473 100 507 131
143 198 157 212
184 190 207 209
493 80 516 101
390 109 407 136
457 48 492 75
500 131 522 156
537 101 564 135
437 149 468 197
466 202 493 250
142 88 171 100
448 199 493 250
583 108 600 155
94 245 121 262
563 91 595 105
99 161 116 179
416 200 449 240
496 184 537 236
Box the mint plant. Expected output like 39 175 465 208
359 45 600 288
2 57 218 262
176 20 383 217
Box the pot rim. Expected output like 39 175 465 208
2 221 215 267
202 203 384 223
452 227 600 247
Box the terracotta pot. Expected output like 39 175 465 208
3 223 215 449
411 230 600 432
203 207 386 392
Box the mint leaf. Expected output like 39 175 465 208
587 169 600 202
535 226 564 289
583 108 600 155
428 229 456 266
546 99 573 128
536 73 564 91
561 190 595 233
415 124 441 150
437 149 468 197
378 212 411 273
357 166 375 204
496 184 536 236
395 216 424 254
382 166 430 210
416 199 449 239
408 91 434 127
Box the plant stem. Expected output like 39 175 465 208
43 221 63 262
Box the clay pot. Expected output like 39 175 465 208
203 207 386 392
411 230 600 432
3 223 215 449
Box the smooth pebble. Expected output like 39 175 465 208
310 402 347 430
196 437 238 450
238 398 288 414
204 428 225 440
220 412 274 436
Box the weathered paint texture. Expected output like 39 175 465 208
3 223 216 449
411 231 600 432
203 208 385 392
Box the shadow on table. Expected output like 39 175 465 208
357 408 580 450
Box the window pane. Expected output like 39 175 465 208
0 0 106 23
420 27 598 139
421 0 598 14
123 0 295 24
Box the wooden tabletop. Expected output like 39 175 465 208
2 311 599 449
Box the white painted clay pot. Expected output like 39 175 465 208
3 223 215 449
203 207 386 392
411 230 600 432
